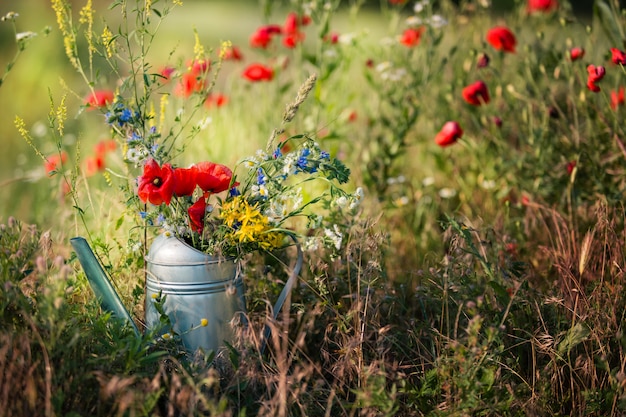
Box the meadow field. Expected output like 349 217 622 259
2 0 626 415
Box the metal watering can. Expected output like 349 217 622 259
70 234 302 355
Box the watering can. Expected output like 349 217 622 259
70 234 302 355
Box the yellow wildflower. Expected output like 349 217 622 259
55 94 67 136
193 27 204 62
101 26 115 58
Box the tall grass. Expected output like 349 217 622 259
2 0 626 415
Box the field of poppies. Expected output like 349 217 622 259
2 0 626 415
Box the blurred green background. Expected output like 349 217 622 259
0 0 608 226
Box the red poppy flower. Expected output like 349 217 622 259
284 12 300 35
172 166 197 197
195 161 234 193
204 93 228 108
462 80 490 106
45 151 69 177
188 196 207 233
84 155 105 177
84 89 114 109
187 59 210 75
283 31 305 48
159 66 176 82
221 45 243 61
527 0 558 13
611 48 626 65
569 47 584 61
566 161 576 175
324 32 340 44
250 25 282 49
586 64 606 92
137 159 175 205
94 139 117 156
400 27 425 47
477 53 490 68
486 26 517 53
434 121 463 147
611 87 625 110
175 71 205 97
243 63 274 82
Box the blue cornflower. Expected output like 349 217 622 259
320 150 330 160
229 187 241 197
156 214 165 225
296 148 311 172
257 168 266 185
273 147 282 159
128 132 142 143
139 211 147 219
119 108 133 124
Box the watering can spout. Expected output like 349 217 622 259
70 237 141 337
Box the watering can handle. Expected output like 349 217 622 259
260 236 303 353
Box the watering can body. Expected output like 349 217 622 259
144 234 247 355
71 233 301 356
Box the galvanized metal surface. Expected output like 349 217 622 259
145 234 247 355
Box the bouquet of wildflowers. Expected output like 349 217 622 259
47 0 359 259
134 115 355 258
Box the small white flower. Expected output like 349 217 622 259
375 61 392 73
406 16 423 26
292 188 303 210
244 158 257 169
1 12 19 22
481 179 496 190
338 33 356 45
395 196 410 207
196 116 212 130
324 224 343 250
335 196 348 209
439 187 457 199
422 177 435 187
282 154 297 176
392 68 407 81
349 187 364 210
428 15 448 29
323 49 338 59
16 31 37 42
255 149 269 160
251 184 269 198
303 236 321 251
126 147 147 164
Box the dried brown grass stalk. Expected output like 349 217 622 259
524 201 626 415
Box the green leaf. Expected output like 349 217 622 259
557 322 590 355
115 215 125 230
